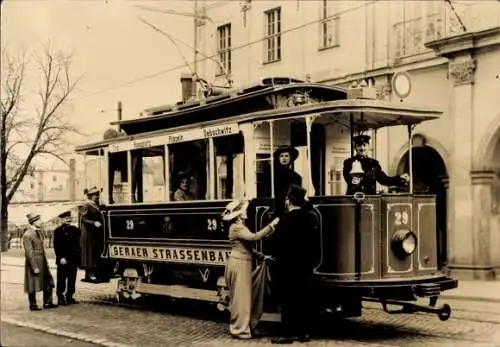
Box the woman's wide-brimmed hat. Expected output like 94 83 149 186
221 200 249 221
26 212 41 224
273 145 299 161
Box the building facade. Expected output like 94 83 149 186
10 159 79 203
196 0 500 280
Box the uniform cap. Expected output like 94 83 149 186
353 134 371 145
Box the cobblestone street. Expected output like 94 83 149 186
2 259 500 347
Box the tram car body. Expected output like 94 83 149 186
76 77 457 321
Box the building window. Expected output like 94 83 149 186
264 7 281 64
319 0 340 50
216 24 231 76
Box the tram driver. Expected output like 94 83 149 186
343 134 410 195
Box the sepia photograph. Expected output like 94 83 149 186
1 0 500 346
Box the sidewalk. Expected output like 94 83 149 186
1 251 57 269
441 280 500 303
2 252 499 303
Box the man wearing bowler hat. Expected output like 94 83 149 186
53 210 81 305
23 212 57 310
343 134 409 195
273 145 302 216
271 184 316 344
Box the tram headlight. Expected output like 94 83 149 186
391 229 417 258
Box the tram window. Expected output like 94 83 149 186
169 140 208 201
327 156 346 196
256 154 271 198
214 134 245 199
131 146 166 203
108 151 129 204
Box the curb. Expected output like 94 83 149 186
1 317 134 347
441 295 500 304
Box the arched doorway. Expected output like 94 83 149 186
396 145 448 269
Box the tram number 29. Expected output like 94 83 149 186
394 211 409 226
207 218 218 232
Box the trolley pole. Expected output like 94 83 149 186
193 0 198 98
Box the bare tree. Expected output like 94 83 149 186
0 44 81 251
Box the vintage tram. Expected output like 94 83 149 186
76 77 457 321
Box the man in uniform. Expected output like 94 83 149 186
343 134 409 195
23 213 57 310
53 210 81 305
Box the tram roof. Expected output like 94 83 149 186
111 80 347 135
75 98 442 153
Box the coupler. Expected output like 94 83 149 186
362 296 452 321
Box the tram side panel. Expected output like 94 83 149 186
310 196 380 281
100 201 232 292
413 195 439 273
380 195 439 279
381 195 415 279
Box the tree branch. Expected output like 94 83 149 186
2 43 80 204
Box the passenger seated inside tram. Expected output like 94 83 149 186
343 134 409 195
173 172 195 201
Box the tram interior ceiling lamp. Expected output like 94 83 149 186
391 229 417 259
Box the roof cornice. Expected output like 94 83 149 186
425 27 500 57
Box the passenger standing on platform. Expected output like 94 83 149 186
23 213 57 311
272 185 316 344
343 134 409 195
222 200 280 340
53 211 81 305
80 186 104 282
273 145 302 216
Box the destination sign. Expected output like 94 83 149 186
108 244 231 266
108 123 239 153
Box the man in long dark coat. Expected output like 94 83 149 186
23 213 57 310
271 184 316 344
343 134 409 195
53 210 81 305
273 145 302 216
80 186 104 282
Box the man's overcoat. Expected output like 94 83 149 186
23 228 54 294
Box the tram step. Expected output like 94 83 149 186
414 283 442 297
136 283 220 302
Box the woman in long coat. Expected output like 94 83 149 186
222 200 279 339
79 186 104 281
23 213 56 310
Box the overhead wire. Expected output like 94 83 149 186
136 15 232 86
74 0 378 101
